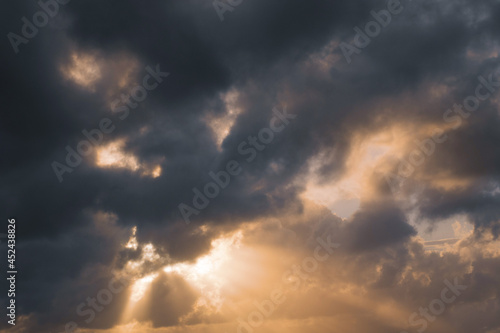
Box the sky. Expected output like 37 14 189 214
1 0 500 332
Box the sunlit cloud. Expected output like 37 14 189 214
302 128 400 217
125 226 139 250
96 139 162 178
60 51 102 91
206 89 243 150
117 229 252 327
124 242 161 275
60 47 141 106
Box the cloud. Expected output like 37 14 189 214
1 0 500 332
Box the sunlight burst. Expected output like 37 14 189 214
163 231 243 310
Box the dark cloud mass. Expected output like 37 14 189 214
1 0 500 332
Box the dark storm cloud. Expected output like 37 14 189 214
410 98 500 233
0 0 484 239
342 200 416 252
383 68 500 237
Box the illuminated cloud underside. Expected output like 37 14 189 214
96 140 162 178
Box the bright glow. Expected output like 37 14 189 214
96 140 162 178
163 231 243 310
60 52 101 90
150 165 162 178
120 239 163 323
141 244 160 262
164 231 242 282
120 230 252 325
129 273 158 303
96 140 140 171
125 226 138 250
